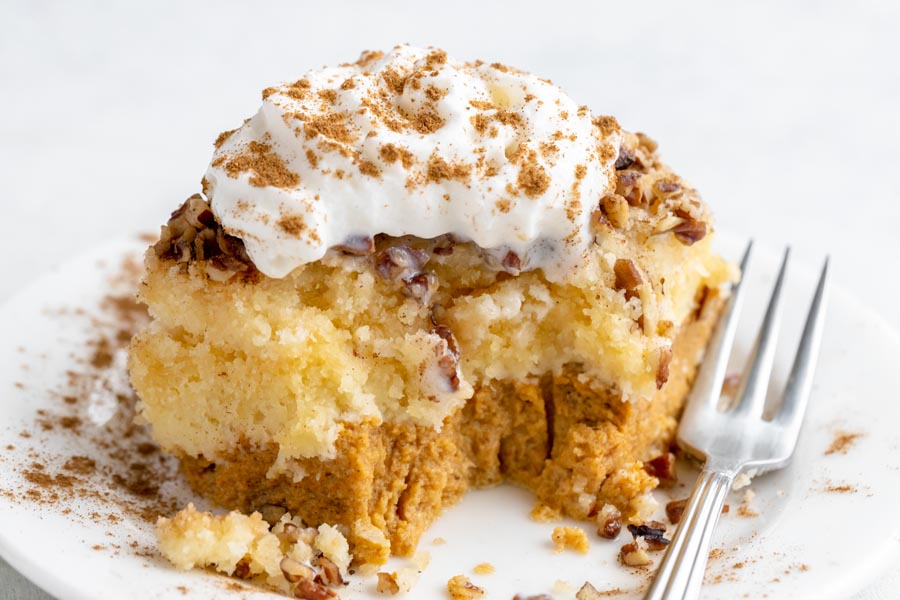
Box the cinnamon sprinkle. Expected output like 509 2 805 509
517 159 550 198
825 431 863 455
223 141 300 189
380 143 416 169
427 154 471 183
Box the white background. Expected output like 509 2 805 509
1 1 898 598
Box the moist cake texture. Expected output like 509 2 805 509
129 45 734 566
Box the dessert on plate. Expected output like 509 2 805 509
129 45 734 568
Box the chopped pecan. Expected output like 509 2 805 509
601 194 630 229
316 556 344 586
665 498 687 524
294 578 338 600
656 179 681 193
279 522 301 544
615 170 644 206
405 272 438 303
502 250 522 273
615 145 636 170
375 245 438 303
619 541 652 567
595 503 622 539
333 235 375 256
432 324 461 392
432 235 456 255
627 522 670 551
154 194 254 280
613 258 643 300
655 346 672 389
433 324 460 357
575 583 603 600
281 557 314 583
233 558 252 579
375 245 429 281
666 498 728 524
644 452 677 487
669 218 707 245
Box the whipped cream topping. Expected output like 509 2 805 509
204 45 622 279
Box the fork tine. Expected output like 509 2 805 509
682 240 753 417
733 247 790 418
774 257 829 436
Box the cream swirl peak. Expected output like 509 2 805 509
204 45 621 279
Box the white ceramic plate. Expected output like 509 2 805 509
1 235 899 600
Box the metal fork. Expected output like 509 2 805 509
643 242 829 600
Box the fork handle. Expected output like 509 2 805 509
643 468 734 600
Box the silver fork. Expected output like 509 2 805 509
643 242 830 600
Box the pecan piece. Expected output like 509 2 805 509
294 578 338 600
405 271 438 303
333 235 375 256
502 250 522 273
655 346 672 389
432 324 461 393
316 556 344 586
614 145 636 170
233 558 252 579
655 179 681 193
666 497 728 524
627 522 670 551
665 498 687 524
278 522 301 544
669 218 707 245
644 452 677 487
281 557 314 583
613 258 643 300
375 245 429 281
615 170 644 206
575 583 603 600
432 235 456 255
595 503 622 539
601 193 630 229
619 541 652 567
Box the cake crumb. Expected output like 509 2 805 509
552 526 590 554
737 489 759 518
530 503 561 523
432 537 447 545
732 472 752 490
377 572 401 595
157 504 351 596
447 574 485 599
472 562 495 575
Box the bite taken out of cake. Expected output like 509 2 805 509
128 45 735 571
